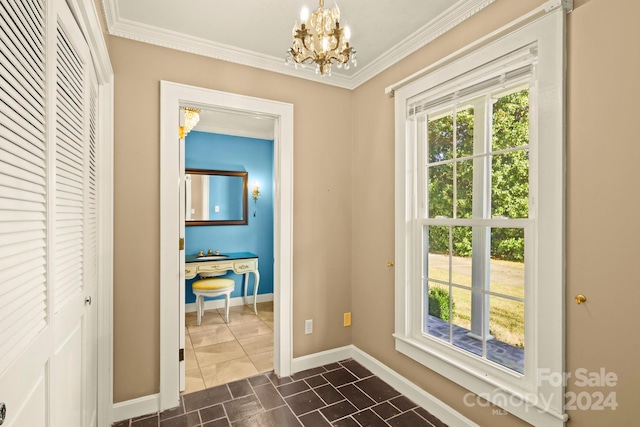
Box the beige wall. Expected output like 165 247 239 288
109 0 640 423
109 39 353 402
564 0 640 424
351 0 640 425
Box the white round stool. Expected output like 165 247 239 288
192 277 235 324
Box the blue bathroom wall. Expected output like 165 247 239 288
185 131 274 304
209 175 243 220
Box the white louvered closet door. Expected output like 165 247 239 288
0 0 99 425
0 0 50 425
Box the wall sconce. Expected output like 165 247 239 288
252 182 261 201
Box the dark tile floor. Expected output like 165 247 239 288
112 359 448 427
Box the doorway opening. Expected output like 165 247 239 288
182 110 276 392
159 81 294 411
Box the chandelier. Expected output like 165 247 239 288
183 107 201 136
286 0 357 76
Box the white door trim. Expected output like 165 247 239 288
159 81 294 411
96 79 115 427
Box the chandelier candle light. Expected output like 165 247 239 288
286 0 357 76
183 107 201 136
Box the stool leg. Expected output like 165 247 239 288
196 295 202 326
224 293 230 323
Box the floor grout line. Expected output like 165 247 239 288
124 360 448 427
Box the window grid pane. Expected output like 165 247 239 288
488 296 525 373
422 84 530 373
427 113 453 163
424 192 527 372
491 150 529 219
492 89 529 152
456 106 475 157
426 102 480 220
427 164 453 218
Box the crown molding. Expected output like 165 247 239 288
349 0 496 88
102 0 496 90
105 15 354 89
100 0 119 32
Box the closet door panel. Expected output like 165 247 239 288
0 0 49 426
0 0 99 425
50 1 94 426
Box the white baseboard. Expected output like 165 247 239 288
291 345 479 427
185 293 274 313
290 345 353 373
112 393 160 423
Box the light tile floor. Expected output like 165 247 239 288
184 301 274 394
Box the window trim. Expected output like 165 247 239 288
393 8 566 426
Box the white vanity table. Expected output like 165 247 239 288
185 252 260 314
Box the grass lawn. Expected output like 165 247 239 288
428 258 525 348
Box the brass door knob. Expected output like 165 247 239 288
575 295 586 305
387 262 394 268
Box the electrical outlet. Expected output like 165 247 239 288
305 319 313 334
344 312 352 327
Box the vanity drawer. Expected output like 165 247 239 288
233 259 257 273
185 264 198 278
198 262 234 274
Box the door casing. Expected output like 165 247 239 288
159 81 294 411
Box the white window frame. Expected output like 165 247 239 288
393 8 566 426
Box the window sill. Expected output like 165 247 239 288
394 335 567 426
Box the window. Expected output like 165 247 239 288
393 8 566 426
421 84 530 375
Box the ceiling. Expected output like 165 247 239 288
101 0 495 136
101 0 496 90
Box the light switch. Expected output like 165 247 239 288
215 205 220 212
